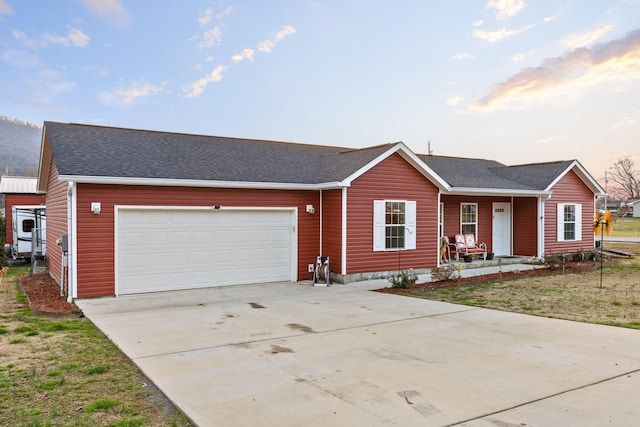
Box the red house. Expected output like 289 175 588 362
1 176 46 247
36 122 605 300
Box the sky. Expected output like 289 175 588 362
1 1 639 188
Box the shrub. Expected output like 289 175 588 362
388 269 417 289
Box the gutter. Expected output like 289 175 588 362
57 175 347 191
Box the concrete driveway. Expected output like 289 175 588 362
76 280 640 427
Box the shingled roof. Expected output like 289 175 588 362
40 122 603 196
43 122 396 186
419 155 583 192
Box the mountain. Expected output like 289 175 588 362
0 115 42 177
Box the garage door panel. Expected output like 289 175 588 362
117 208 294 295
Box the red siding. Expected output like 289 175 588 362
513 197 538 256
346 153 439 272
544 170 595 255
440 195 510 252
44 156 69 291
321 189 343 274
4 193 46 245
74 184 320 297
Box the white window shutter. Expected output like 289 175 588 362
405 201 417 250
575 204 582 241
373 200 385 251
557 204 564 242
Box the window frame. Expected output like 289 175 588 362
557 203 582 242
373 200 416 251
460 202 478 239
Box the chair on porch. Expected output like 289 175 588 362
450 234 487 261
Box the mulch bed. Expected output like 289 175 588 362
376 262 597 294
20 272 80 315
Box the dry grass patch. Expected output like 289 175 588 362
401 243 640 329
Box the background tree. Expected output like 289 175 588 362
608 156 639 200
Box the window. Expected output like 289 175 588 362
385 201 405 249
439 202 444 238
22 219 35 233
557 203 582 241
460 203 477 237
373 200 416 251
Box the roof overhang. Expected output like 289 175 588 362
56 174 346 191
339 142 451 190
445 187 552 197
546 160 606 196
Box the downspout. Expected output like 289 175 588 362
437 192 442 267
66 182 77 302
319 189 323 256
341 187 347 276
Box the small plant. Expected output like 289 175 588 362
388 269 417 289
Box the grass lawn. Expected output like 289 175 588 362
610 216 640 237
0 266 192 427
398 241 640 330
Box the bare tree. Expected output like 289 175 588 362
608 156 640 200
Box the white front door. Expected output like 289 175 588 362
492 202 511 256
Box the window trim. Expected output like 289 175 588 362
373 200 416 251
460 202 478 239
557 203 582 242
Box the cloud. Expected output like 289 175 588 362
198 8 213 26
98 79 167 105
232 48 255 62
476 28 640 110
216 6 233 19
0 0 12 15
510 50 534 61
544 16 556 23
198 26 222 49
77 0 129 27
452 52 473 60
1 48 39 67
473 20 484 27
447 96 464 106
473 24 533 42
561 24 613 49
199 5 233 25
258 25 297 53
487 0 526 20
612 111 640 130
42 28 90 47
183 64 228 98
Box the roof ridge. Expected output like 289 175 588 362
43 121 352 151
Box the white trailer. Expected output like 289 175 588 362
8 205 46 260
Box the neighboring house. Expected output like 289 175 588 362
36 122 605 299
630 199 640 218
0 176 46 246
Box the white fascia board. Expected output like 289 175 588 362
545 160 606 196
58 175 343 191
340 142 451 190
447 187 551 197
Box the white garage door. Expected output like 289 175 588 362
116 208 294 295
